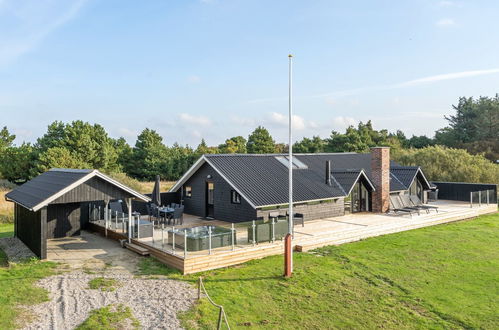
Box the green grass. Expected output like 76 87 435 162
88 277 120 292
0 259 57 328
139 212 499 329
76 304 140 330
0 223 14 238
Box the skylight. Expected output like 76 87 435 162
275 156 308 169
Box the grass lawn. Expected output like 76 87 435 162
0 215 56 329
0 259 56 328
140 212 499 329
0 223 14 238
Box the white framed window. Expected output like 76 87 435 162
184 186 192 198
231 190 241 204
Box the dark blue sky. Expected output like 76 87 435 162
1 0 499 146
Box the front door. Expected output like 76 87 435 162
206 182 215 218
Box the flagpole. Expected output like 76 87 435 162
287 54 294 275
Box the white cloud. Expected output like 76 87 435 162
230 115 256 126
0 0 88 67
436 18 455 27
187 75 201 83
332 116 357 130
397 68 499 87
268 112 306 130
178 113 213 127
117 127 137 138
317 68 499 99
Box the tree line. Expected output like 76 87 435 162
0 94 498 184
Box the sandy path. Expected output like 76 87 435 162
23 271 196 330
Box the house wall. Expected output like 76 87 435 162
46 202 89 239
15 204 47 259
51 176 133 204
256 198 345 221
182 163 257 222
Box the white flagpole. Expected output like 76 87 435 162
288 54 294 273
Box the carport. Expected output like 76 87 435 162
5 168 150 259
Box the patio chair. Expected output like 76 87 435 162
410 195 439 213
170 207 184 226
287 211 305 227
399 194 430 214
389 195 419 217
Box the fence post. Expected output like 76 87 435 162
271 218 275 243
217 307 224 330
208 226 212 255
161 224 164 247
136 216 140 239
487 190 490 205
479 191 482 207
184 229 187 259
172 226 175 255
470 192 473 208
231 223 235 251
252 220 256 246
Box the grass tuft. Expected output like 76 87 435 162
88 277 120 292
76 304 140 330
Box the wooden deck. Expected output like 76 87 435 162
89 200 497 274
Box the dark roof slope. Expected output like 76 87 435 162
171 152 430 208
5 168 150 211
206 154 346 207
6 169 91 210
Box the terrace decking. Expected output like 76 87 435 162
88 200 497 274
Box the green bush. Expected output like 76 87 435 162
393 145 499 184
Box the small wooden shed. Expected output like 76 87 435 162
5 169 150 258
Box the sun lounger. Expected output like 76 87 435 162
399 194 430 214
410 195 439 213
389 195 420 217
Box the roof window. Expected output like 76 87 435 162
275 156 308 169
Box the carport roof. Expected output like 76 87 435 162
5 168 151 211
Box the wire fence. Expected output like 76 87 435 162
198 277 230 330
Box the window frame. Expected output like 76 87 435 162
230 190 241 204
184 186 192 198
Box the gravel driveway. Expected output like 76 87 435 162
20 231 196 330
23 271 196 330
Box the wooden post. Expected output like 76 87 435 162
217 307 224 330
479 191 482 207
284 233 292 277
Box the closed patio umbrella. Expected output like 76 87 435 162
151 175 161 206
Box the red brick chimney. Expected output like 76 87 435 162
371 147 390 213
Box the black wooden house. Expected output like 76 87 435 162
5 169 150 258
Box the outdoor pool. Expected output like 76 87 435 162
167 225 235 251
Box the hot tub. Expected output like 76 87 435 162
167 226 234 251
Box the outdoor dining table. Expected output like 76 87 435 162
158 207 175 217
